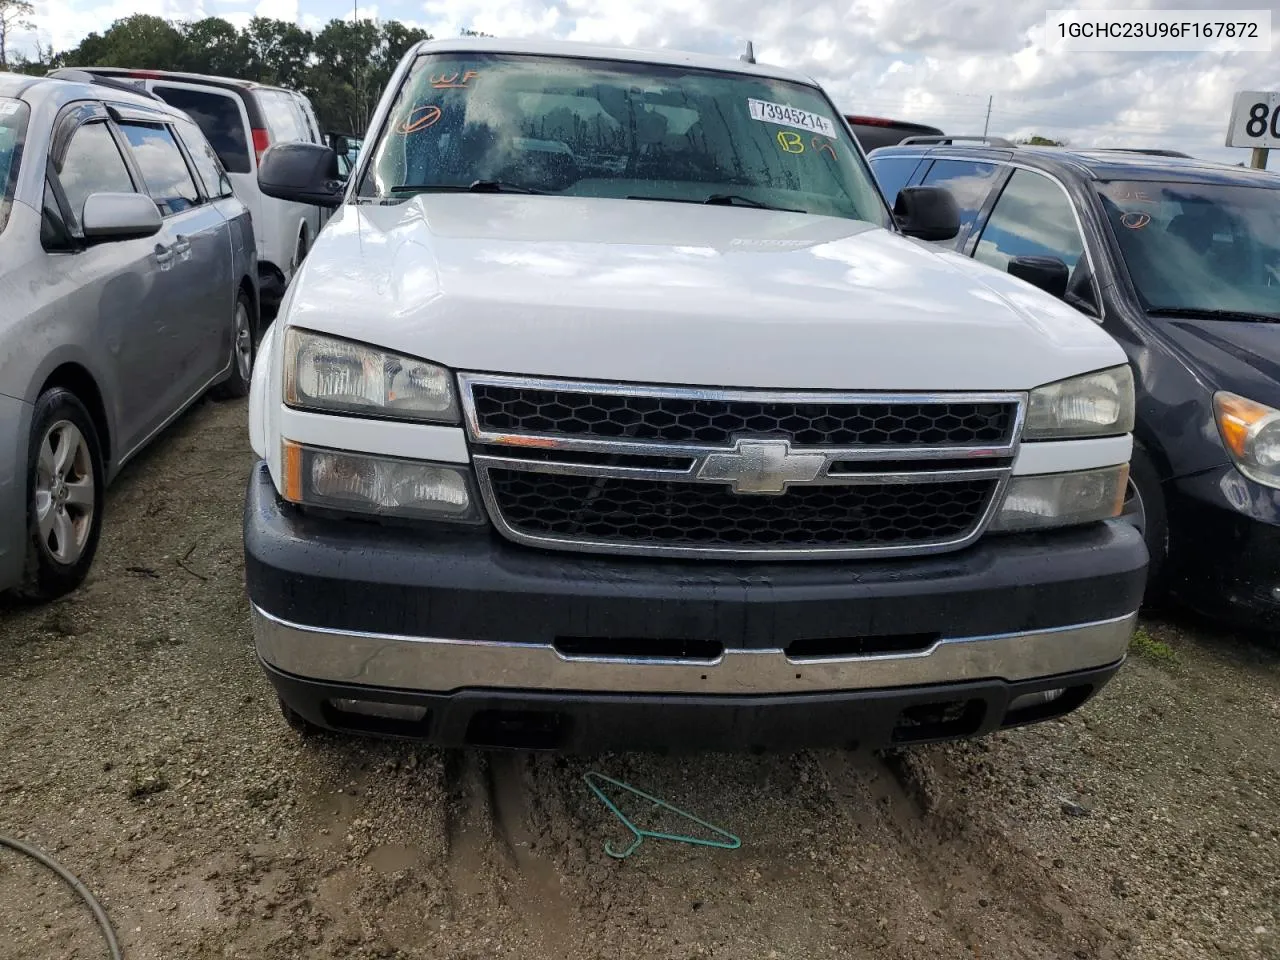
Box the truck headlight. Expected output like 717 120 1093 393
988 465 1129 532
284 327 458 423
282 441 481 522
1214 391 1280 489
1024 366 1134 440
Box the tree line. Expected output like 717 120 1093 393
1 7 448 134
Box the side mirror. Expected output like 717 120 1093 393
258 142 344 208
327 133 350 157
893 186 960 242
80 192 162 242
1008 255 1070 300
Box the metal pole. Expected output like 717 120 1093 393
1250 147 1269 169
982 95 992 139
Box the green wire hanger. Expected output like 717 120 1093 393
584 771 742 859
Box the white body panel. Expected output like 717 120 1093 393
282 196 1124 392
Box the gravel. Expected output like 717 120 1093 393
1 395 1277 960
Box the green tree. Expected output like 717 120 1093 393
179 17 252 76
0 0 35 70
245 17 312 88
1016 135 1068 147
306 19 429 134
62 15 185 69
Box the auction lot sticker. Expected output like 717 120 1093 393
748 99 837 138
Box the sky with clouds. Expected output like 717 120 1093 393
12 0 1280 165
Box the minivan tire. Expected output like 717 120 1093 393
213 290 256 400
17 389 106 602
1123 443 1170 602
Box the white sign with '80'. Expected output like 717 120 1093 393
1227 91 1280 149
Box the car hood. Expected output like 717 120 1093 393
286 195 1124 391
1154 317 1280 409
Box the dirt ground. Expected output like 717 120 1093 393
1 394 1278 960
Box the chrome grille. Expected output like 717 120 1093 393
460 374 1026 560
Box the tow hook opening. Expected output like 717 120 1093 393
1001 684 1093 727
891 698 986 744
465 709 572 750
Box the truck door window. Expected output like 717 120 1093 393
117 122 202 216
55 120 136 230
869 155 921 208
972 169 1084 273
919 159 1000 240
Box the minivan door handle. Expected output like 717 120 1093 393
154 242 175 267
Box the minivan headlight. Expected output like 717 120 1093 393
284 327 458 422
1214 391 1280 489
1024 366 1135 440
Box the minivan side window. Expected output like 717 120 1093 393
55 121 135 230
869 156 922 208
972 169 1085 274
174 118 234 199
919 159 1001 239
118 122 201 216
152 85 250 175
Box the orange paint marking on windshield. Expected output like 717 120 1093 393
399 105 442 134
431 70 480 89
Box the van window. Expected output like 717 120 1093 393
118 122 201 216
869 155 921 207
258 90 306 144
919 159 1001 239
57 121 135 228
152 84 250 175
174 117 234 199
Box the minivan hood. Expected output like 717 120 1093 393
286 195 1124 391
1155 317 1280 409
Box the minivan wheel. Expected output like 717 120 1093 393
16 389 105 601
213 291 255 400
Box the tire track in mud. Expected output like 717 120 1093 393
818 746 1128 960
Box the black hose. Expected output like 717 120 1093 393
0 832 123 960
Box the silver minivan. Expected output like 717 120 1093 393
0 70 259 600
77 67 328 308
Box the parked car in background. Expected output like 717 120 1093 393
0 70 259 600
325 132 362 180
243 38 1145 752
71 67 327 308
845 115 943 152
868 140 1280 630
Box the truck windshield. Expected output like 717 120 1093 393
1098 179 1280 320
0 98 29 237
358 52 889 224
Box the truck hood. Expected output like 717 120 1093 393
286 195 1124 391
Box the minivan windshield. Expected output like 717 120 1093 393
1098 179 1280 320
0 98 29 236
358 52 889 224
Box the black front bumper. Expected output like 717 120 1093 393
263 659 1122 754
244 463 1147 752
1167 466 1280 631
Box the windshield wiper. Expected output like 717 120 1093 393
625 193 803 213
389 180 545 195
1147 307 1280 323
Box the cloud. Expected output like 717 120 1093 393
13 0 1280 164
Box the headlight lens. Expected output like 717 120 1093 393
1024 366 1135 440
1214 391 1280 489
284 327 458 422
282 441 481 522
988 465 1129 532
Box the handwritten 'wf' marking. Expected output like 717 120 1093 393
431 70 479 89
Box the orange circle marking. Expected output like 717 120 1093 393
400 105 441 134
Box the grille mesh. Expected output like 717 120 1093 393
486 470 996 549
471 385 1016 447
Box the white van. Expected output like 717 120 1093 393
79 68 329 308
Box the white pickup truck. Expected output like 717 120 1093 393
244 37 1147 753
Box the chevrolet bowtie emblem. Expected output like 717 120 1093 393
696 438 827 495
